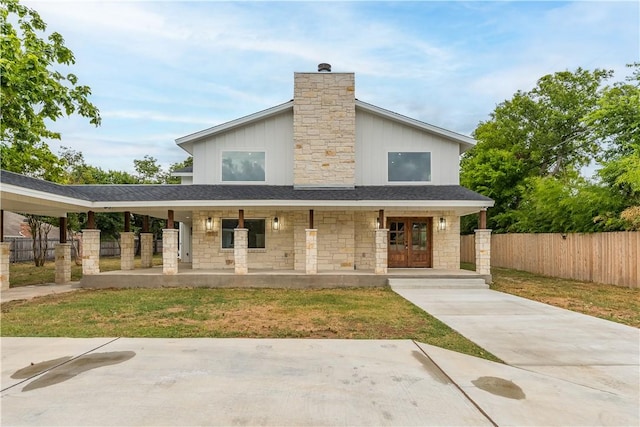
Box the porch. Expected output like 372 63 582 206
79 263 489 289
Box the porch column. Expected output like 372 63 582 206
140 233 154 268
475 229 492 281
81 229 101 275
0 241 9 290
234 228 248 274
162 228 178 275
374 228 388 274
120 232 135 270
305 229 317 274
1 210 8 290
55 243 72 283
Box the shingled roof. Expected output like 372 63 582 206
2 170 491 203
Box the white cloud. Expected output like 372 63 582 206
14 1 639 172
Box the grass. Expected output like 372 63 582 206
462 263 640 328
0 286 501 362
8 255 163 287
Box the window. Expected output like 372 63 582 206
222 151 265 182
387 152 431 182
221 219 266 249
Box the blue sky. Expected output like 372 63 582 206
22 1 640 173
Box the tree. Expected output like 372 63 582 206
461 67 616 233
25 215 53 266
0 0 101 180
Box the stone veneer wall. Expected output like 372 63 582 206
354 211 376 270
190 209 460 271
431 213 460 269
293 72 356 187
192 210 294 270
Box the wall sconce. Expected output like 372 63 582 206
205 217 213 232
376 217 380 229
272 216 280 231
438 217 447 231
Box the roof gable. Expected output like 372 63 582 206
174 99 475 154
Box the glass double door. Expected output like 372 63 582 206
388 218 432 268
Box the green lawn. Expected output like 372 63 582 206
8 255 163 287
0 286 501 362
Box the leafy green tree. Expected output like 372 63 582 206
0 0 101 180
587 63 640 227
462 67 616 233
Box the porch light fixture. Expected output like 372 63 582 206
205 217 213 232
376 218 380 229
272 216 280 231
438 217 447 231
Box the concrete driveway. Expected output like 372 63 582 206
1 337 637 426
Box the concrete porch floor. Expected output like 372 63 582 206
79 263 488 289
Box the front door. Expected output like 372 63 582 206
388 218 432 268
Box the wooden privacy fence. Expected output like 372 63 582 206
461 232 639 288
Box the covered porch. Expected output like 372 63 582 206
0 170 494 290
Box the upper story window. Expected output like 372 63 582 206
387 152 431 182
222 151 265 182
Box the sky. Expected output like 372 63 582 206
19 0 640 173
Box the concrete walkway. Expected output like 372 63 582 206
2 337 637 426
1 282 81 304
391 284 640 425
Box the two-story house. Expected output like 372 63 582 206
171 64 492 274
0 64 493 289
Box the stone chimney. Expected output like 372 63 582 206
293 64 356 188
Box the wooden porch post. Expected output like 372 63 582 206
238 209 244 228
124 211 131 232
479 209 487 229
0 209 4 242
59 217 67 243
142 215 150 233
87 211 96 229
167 210 174 229
378 209 384 229
309 209 314 229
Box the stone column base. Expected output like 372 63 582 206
140 233 153 268
0 242 10 290
374 229 388 274
475 229 492 277
234 228 248 274
81 229 101 275
120 232 135 271
306 229 317 274
55 243 72 284
163 229 179 275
